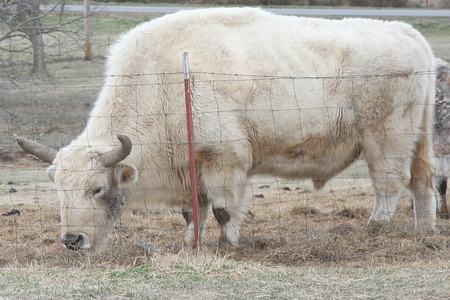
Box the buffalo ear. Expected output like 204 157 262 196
114 164 138 187
47 165 56 182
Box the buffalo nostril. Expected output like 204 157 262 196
61 234 84 250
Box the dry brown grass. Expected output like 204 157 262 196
1 168 449 269
1 172 449 298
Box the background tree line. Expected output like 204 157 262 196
1 0 447 75
92 0 446 8
0 0 84 74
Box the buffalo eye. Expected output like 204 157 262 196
93 187 102 196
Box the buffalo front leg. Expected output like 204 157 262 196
212 207 230 244
212 203 248 246
182 193 210 246
208 177 251 246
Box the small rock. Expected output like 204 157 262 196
1 209 21 216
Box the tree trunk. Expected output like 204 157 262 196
29 1 47 74
30 31 47 74
84 0 92 61
15 0 47 74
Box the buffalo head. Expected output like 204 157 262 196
17 134 138 253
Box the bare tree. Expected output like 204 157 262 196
0 0 85 74
84 0 91 61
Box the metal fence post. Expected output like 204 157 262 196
183 52 201 254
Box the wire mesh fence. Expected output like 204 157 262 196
1 68 450 268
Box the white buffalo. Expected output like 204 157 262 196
18 8 437 253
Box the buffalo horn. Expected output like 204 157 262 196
96 134 132 167
17 137 58 163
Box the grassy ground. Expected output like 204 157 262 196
1 8 450 299
1 253 449 299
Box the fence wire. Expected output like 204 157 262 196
1 69 449 268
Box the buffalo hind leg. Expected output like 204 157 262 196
366 155 410 228
182 193 210 246
408 144 437 231
363 130 436 231
368 158 436 231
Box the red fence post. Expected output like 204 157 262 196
183 52 202 254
